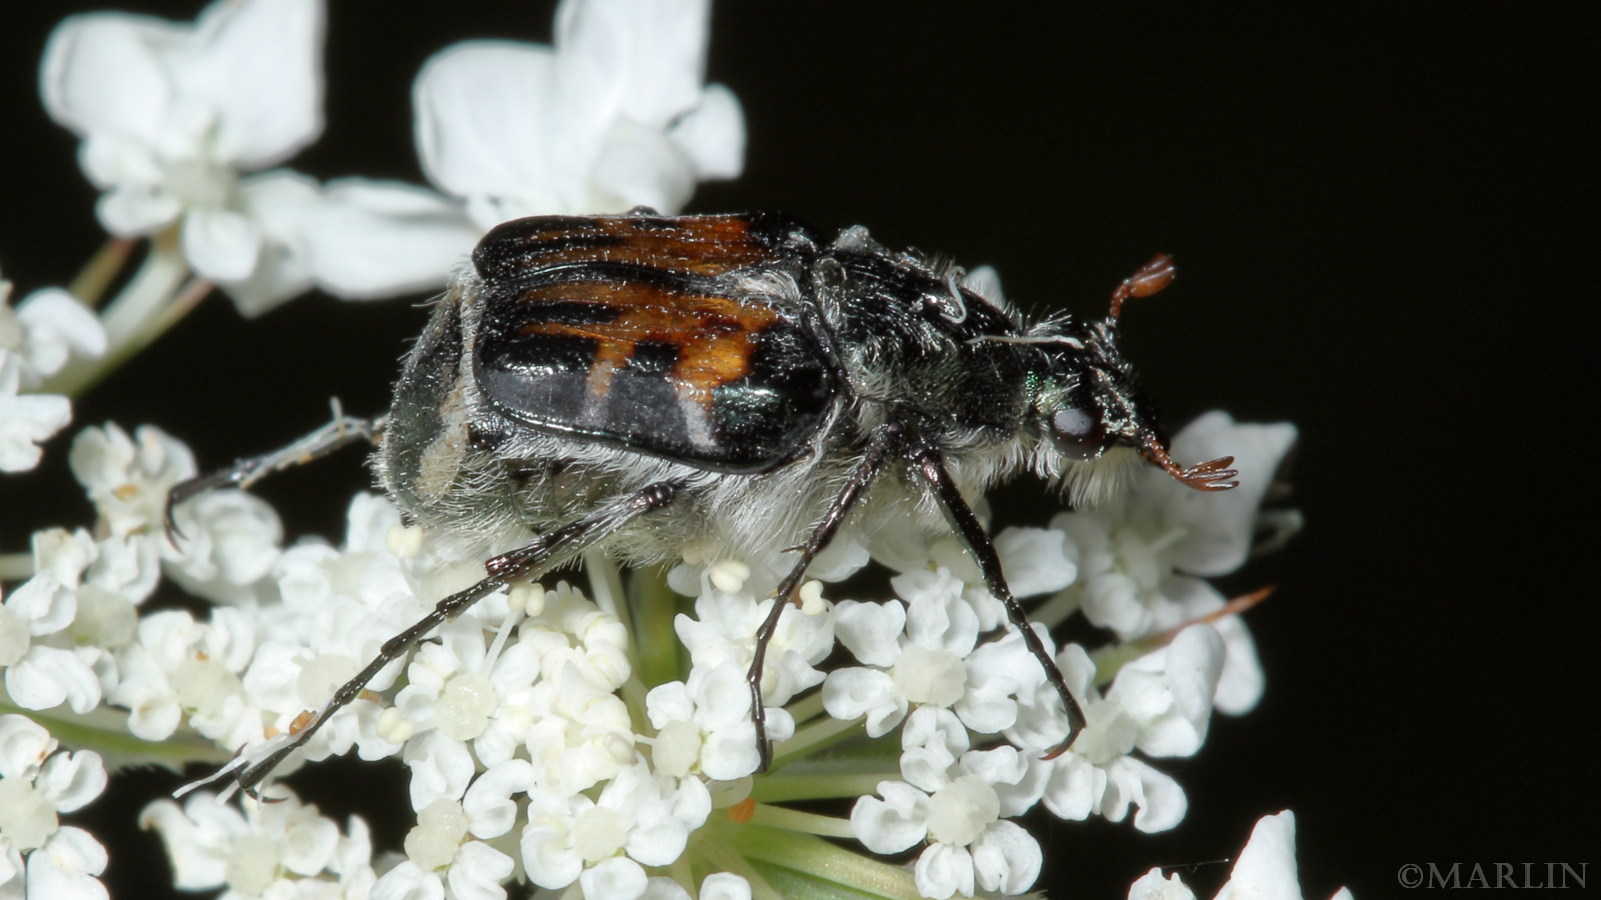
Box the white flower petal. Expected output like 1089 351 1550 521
15 289 106 379
163 489 283 605
137 795 236 890
0 387 71 473
0 714 54 778
183 0 325 168
1215 811 1304 900
297 178 478 300
833 599 904 667
1040 754 1100 821
0 605 29 667
953 639 1025 734
1151 413 1297 577
821 667 904 736
181 206 262 283
580 856 647 900
902 706 970 757
5 646 102 714
25 827 108 900
413 43 560 202
217 170 323 315
1161 626 1225 744
901 574 979 657
697 872 751 900
1081 571 1149 639
40 13 181 142
850 782 928 854
559 0 709 125
587 118 695 214
993 527 1077 598
700 720 761 781
371 859 440 900
446 841 515 900
36 751 107 814
1211 614 1266 716
404 731 475 810
1101 757 1187 833
970 819 1042 895
520 811 582 889
463 760 532 839
95 184 183 236
1128 868 1198 900
667 83 745 180
625 815 689 869
914 842 974 900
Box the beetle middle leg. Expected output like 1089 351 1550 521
910 444 1087 757
750 423 904 771
225 480 681 797
749 427 1088 771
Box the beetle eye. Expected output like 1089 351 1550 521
1050 407 1111 460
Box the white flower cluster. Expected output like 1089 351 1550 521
0 715 109 900
1 409 1300 900
0 276 106 473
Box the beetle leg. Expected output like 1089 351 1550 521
751 423 904 772
909 444 1088 759
226 481 680 797
165 405 389 542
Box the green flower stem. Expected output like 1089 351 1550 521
147 276 214 341
1091 641 1146 687
784 690 826 725
629 563 683 689
770 709 864 768
586 553 655 719
727 822 921 900
68 237 136 306
585 551 627 624
691 831 785 900
752 772 888 804
1031 586 1080 630
0 701 231 772
0 552 32 581
42 235 191 398
748 803 856 838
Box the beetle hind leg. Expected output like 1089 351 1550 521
224 480 682 797
165 405 388 542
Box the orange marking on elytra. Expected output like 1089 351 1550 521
522 281 773 406
522 215 772 275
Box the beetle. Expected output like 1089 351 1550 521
172 211 1236 794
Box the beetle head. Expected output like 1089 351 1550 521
1025 255 1237 504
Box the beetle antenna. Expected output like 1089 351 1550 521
1109 253 1176 321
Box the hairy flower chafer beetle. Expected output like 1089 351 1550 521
173 211 1236 794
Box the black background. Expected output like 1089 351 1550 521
1 3 1594 898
